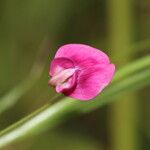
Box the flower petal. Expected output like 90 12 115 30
55 44 110 70
63 64 115 100
49 57 74 76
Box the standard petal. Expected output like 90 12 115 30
64 64 115 100
55 44 110 70
49 57 75 76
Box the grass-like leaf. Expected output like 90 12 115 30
0 55 149 148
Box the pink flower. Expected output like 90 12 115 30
49 44 115 100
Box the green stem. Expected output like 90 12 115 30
0 98 78 148
0 65 149 148
108 0 138 149
113 55 150 82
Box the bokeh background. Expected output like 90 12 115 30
0 0 150 150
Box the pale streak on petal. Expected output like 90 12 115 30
49 68 76 87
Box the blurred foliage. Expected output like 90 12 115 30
0 0 150 150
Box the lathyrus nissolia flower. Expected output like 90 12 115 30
49 44 115 100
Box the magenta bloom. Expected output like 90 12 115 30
49 44 115 100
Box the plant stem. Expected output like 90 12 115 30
113 55 150 82
108 0 139 149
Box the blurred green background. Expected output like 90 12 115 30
0 0 149 150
